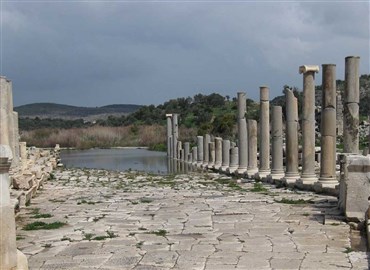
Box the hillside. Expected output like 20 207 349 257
14 103 142 120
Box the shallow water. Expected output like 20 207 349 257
60 148 169 174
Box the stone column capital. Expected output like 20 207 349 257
299 65 319 74
165 114 173 118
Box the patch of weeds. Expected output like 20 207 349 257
16 236 25 240
302 213 310 216
343 247 354 253
250 182 268 192
49 198 66 203
93 235 108 241
77 199 98 205
93 214 106 222
31 213 53 219
138 227 147 231
140 198 153 203
25 201 31 207
136 241 144 248
131 201 139 205
147 229 167 237
106 230 118 238
129 232 136 236
48 173 56 180
61 236 73 242
274 198 314 205
82 232 95 241
23 221 66 231
42 243 52 248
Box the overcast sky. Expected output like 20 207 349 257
1 1 369 107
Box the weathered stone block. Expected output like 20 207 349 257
339 154 370 222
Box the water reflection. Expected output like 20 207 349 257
61 148 195 174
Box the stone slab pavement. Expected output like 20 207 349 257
15 168 370 269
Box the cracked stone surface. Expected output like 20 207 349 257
15 168 370 269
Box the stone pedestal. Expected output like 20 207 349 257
0 144 29 270
297 65 319 187
221 140 230 172
343 56 360 154
214 137 222 170
270 106 284 181
316 64 338 190
197 136 203 167
258 86 271 179
237 92 248 174
172 114 179 159
227 146 238 174
283 89 300 185
166 114 173 158
338 154 369 222
247 120 258 178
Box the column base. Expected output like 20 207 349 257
268 173 285 184
226 166 238 174
246 168 258 179
236 167 248 175
220 166 229 173
256 170 271 181
314 178 339 195
283 174 300 187
296 177 318 191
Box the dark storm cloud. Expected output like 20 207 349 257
1 1 369 107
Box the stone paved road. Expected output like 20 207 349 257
16 168 370 269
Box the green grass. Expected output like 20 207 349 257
274 198 314 204
16 236 25 240
31 213 53 219
343 247 354 253
250 182 268 192
147 229 167 237
136 241 144 248
140 198 153 203
23 221 66 231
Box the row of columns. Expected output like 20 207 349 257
166 56 361 191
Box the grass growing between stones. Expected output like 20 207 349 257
214 178 245 191
23 221 66 230
147 229 168 237
31 213 53 219
250 182 268 193
274 198 314 204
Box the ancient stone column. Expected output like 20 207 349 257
13 112 20 164
172 114 179 159
298 65 319 185
192 147 197 166
283 89 300 184
166 114 172 158
247 119 258 178
203 134 210 167
258 86 271 179
237 92 248 174
316 64 338 189
169 136 173 159
336 92 344 136
197 136 203 166
180 149 185 162
221 139 230 172
177 141 182 160
208 141 215 167
343 56 360 153
0 77 10 147
270 106 284 180
184 142 190 163
214 137 222 170
228 146 239 174
0 144 28 270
